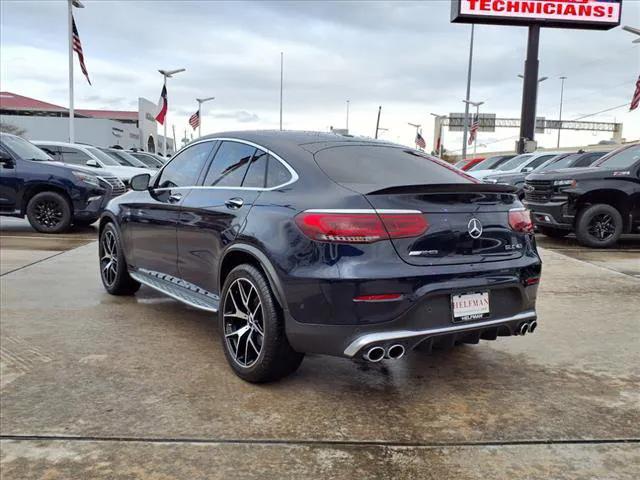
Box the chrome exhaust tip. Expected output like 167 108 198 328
387 344 405 360
528 321 537 334
363 346 385 362
519 322 529 336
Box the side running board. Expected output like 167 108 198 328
130 269 219 313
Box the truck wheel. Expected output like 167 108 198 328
220 264 304 383
539 227 569 238
26 191 72 233
99 223 140 295
575 204 623 248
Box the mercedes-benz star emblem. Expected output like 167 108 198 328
468 218 483 239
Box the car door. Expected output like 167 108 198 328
122 141 215 278
177 140 268 294
0 145 18 213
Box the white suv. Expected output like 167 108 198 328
469 151 563 180
33 141 154 186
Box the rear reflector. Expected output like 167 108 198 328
509 208 534 233
295 211 428 244
524 277 540 286
353 293 403 302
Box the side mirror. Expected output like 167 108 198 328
86 159 100 168
0 150 14 166
130 173 151 191
521 166 533 173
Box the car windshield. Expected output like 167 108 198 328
85 146 121 166
1 134 52 161
469 155 509 171
99 148 146 167
314 145 476 188
495 154 532 171
540 154 578 171
596 145 640 169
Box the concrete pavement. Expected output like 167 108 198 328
0 239 639 479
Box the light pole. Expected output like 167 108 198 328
375 106 382 139
195 96 215 138
518 74 548 83
557 76 567 148
463 100 484 157
462 24 475 160
430 113 445 157
158 68 185 156
67 0 84 143
279 52 284 131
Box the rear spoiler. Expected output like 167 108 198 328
365 183 517 195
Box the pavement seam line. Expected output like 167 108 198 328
540 247 640 281
1 435 638 448
0 240 95 277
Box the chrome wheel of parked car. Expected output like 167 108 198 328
223 278 264 368
100 230 118 288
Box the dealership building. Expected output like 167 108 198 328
0 91 175 154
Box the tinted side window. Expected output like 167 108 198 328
59 147 91 165
242 149 268 188
157 142 213 188
525 155 554 171
266 155 291 188
203 141 255 187
575 153 602 167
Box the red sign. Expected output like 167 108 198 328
451 0 622 30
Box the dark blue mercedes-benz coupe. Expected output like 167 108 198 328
98 131 541 382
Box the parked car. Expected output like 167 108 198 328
454 157 485 171
98 131 541 382
484 151 607 198
524 143 640 247
0 133 124 232
467 154 516 172
128 151 165 169
98 147 150 169
33 141 154 186
469 151 563 180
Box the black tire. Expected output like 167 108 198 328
99 222 140 295
575 204 623 248
219 264 303 383
539 227 570 238
26 191 72 233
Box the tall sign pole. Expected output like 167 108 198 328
461 24 475 160
518 25 540 154
557 76 567 148
374 106 382 139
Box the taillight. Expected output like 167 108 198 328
509 208 534 233
295 210 428 243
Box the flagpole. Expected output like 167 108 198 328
198 99 202 138
162 76 168 156
279 52 284 131
67 0 75 143
474 104 479 157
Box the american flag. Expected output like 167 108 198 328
415 131 426 149
468 114 479 145
72 15 91 85
189 110 200 130
630 75 640 111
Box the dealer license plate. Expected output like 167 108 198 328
451 292 490 322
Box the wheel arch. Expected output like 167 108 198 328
219 244 287 309
21 183 72 216
575 189 631 231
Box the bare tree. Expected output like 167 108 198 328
0 122 27 137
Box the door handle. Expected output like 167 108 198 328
168 193 182 203
225 197 244 209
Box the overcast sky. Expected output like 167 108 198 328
1 0 639 153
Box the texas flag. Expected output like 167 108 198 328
155 85 168 125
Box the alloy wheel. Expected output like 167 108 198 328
100 230 118 287
223 278 264 368
33 200 63 228
587 213 615 241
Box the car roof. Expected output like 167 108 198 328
32 140 92 150
200 130 397 155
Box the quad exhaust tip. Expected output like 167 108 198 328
528 321 537 334
519 323 529 336
387 344 405 360
363 346 385 362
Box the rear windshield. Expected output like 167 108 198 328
314 145 476 187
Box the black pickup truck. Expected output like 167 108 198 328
0 133 125 233
524 143 640 247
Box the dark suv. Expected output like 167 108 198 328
0 133 125 233
99 131 542 382
524 143 640 247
